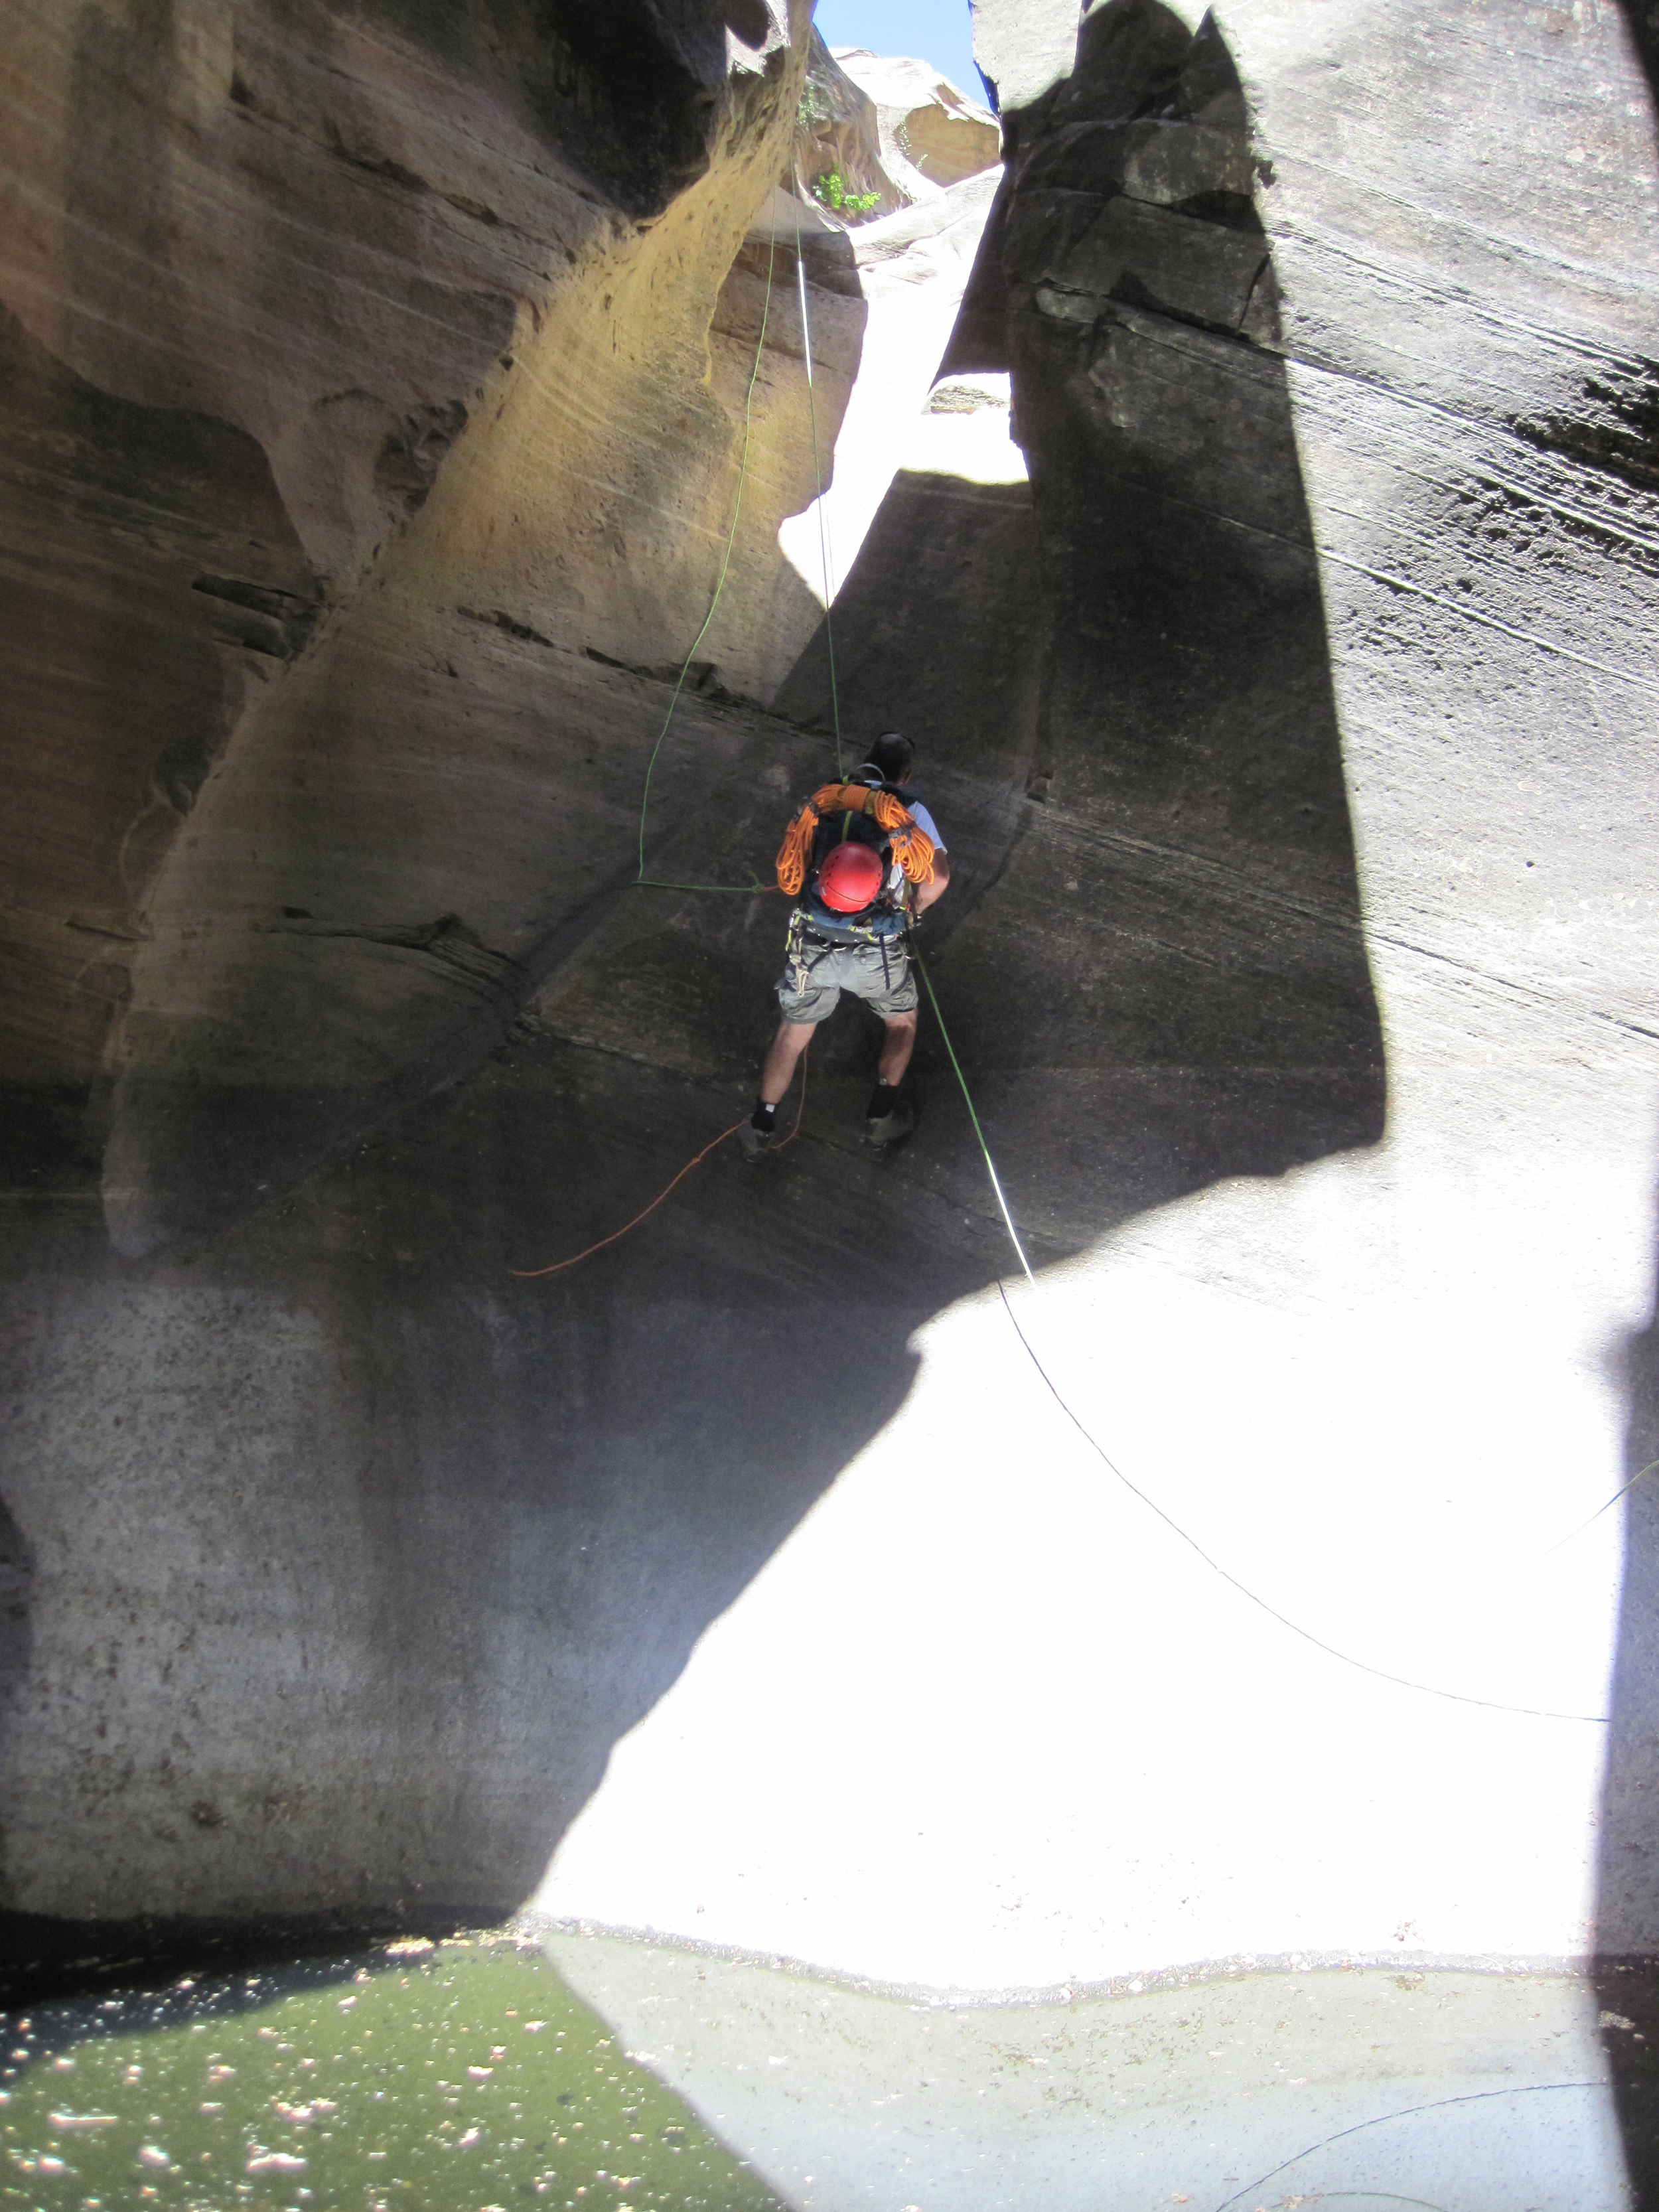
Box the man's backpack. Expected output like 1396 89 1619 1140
775 779 935 942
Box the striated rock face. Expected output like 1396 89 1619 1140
0 1 1001 1956
1 0 880 1247
775 167 1004 613
968 0 1082 112
828 1 1388 1212
524 0 1659 2049
0 305 319 1113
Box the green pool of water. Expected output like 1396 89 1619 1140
0 1934 782 2211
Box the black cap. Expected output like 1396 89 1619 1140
864 730 913 782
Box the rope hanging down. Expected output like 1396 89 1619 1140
514 208 843 1269
913 947 1611 1728
913 946 1033 1284
633 211 846 898
794 204 845 779
634 230 778 893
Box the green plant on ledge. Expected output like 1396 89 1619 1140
810 169 881 215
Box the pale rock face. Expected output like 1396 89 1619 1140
830 47 1002 198
775 169 1005 617
792 37 1001 229
969 0 1096 111
790 28 900 219
0 0 1007 1966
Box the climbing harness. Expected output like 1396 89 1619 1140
770 776 937 1008
774 780 934 986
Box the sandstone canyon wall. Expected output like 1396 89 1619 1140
1 29 1659 2211
830 48 1001 196
2 0 869 1244
538 5 1659 2187
0 0 1014 1962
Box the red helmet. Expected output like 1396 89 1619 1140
816 841 885 913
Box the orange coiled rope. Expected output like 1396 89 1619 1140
510 1052 808 1280
775 784 935 898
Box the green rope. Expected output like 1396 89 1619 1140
911 940 1035 1283
634 877 774 896
635 230 778 882
626 212 851 901
1532 1455 1659 1562
787 222 1013 1268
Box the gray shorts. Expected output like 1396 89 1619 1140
776 915 918 1025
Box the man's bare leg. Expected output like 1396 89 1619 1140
741 1017 815 1160
758 1018 816 1109
877 1010 918 1086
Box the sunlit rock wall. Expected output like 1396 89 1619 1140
791 27 901 216
831 48 1001 196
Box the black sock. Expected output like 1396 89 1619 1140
751 1100 777 1133
867 1080 899 1120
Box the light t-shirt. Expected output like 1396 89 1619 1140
844 774 944 907
877 796 944 907
849 771 945 855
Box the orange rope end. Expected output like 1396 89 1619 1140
510 1050 810 1282
509 1119 747 1280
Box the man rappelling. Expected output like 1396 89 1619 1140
741 730 950 1160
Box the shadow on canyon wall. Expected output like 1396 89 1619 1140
1595 11 1659 2202
1601 1241 1659 2198
0 1 1387 1984
778 0 1383 1224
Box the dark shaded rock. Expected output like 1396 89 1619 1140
1514 358 1659 495
0 0 867 1254
0 307 319 1100
879 0 1382 1213
1043 192 1267 331
0 0 1378 1951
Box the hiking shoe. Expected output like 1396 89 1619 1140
737 1119 774 1164
863 1097 916 1150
